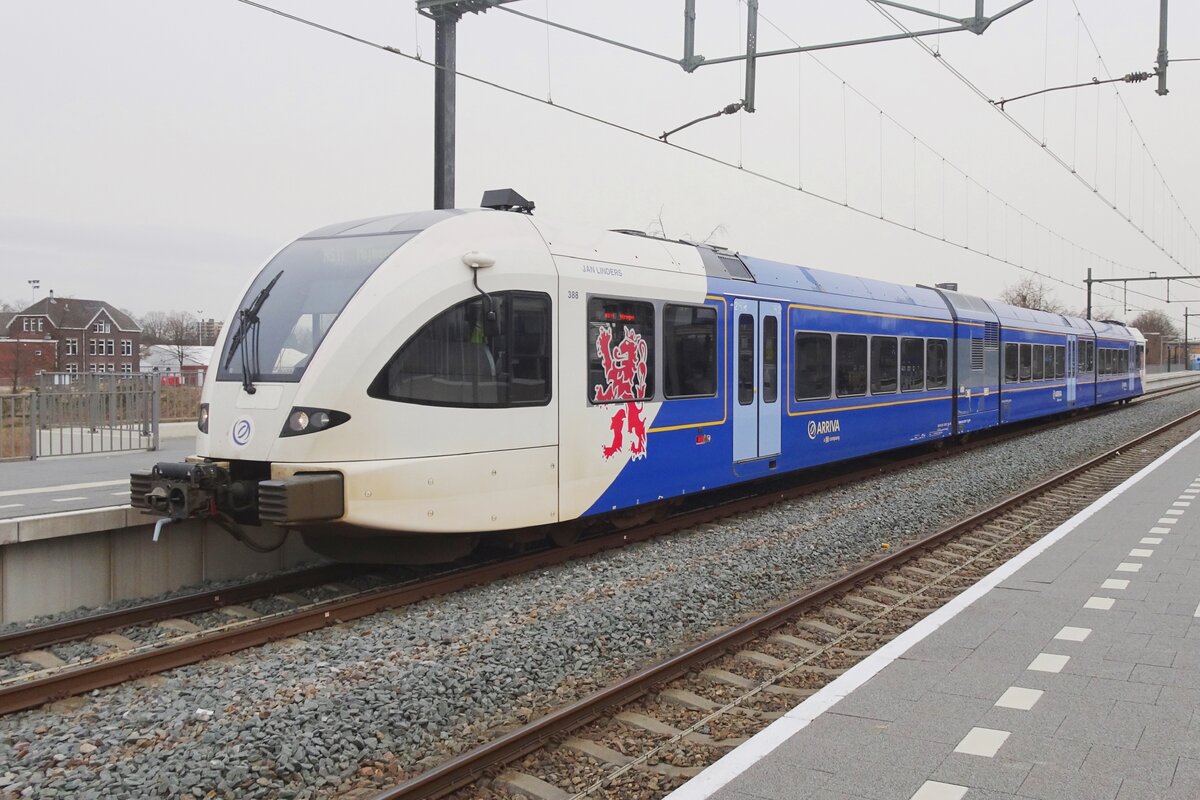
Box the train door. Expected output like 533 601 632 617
732 299 782 462
1066 335 1077 406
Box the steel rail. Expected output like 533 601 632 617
0 563 360 658
370 404 1200 800
0 382 1192 716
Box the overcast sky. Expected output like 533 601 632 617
2 1 1198 325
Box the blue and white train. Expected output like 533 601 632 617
133 194 1145 562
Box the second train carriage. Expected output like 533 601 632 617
133 200 1145 562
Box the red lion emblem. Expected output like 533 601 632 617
593 324 648 460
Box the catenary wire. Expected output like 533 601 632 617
227 0 1169 313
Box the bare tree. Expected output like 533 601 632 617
138 311 169 344
161 312 194 372
998 277 1067 314
1129 309 1179 338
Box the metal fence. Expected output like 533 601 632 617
29 373 160 458
0 394 34 461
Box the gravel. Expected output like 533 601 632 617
0 389 1197 799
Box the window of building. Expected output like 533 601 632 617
121 363 133 374
836 335 868 397
369 291 552 408
1019 343 1032 381
93 319 111 333
870 337 898 395
121 340 132 357
1032 344 1045 380
737 314 755 405
1003 342 1019 384
65 339 78 355
106 363 115 373
89 340 97 356
794 333 832 401
663 305 717 399
64 363 77 373
1054 346 1066 379
762 316 778 403
926 339 948 389
106 340 114 356
89 363 98 373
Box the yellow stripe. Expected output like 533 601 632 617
787 393 951 417
648 296 729 433
786 302 953 326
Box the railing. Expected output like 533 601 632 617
0 394 34 461
32 373 159 458
149 370 205 422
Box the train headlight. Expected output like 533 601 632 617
280 407 350 437
198 403 210 434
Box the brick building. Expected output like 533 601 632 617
3 295 142 376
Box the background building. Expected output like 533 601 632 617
3 295 142 376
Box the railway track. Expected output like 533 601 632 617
0 382 1193 720
366 402 1200 800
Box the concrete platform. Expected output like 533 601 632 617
670 425 1200 800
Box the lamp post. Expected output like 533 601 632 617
196 311 204 346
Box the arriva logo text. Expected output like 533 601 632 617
807 419 841 439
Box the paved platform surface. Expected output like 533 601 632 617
673 426 1200 799
0 429 192 520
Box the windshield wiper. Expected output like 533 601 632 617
223 270 283 395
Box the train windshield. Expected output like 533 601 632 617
217 233 412 384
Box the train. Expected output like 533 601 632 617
132 190 1145 563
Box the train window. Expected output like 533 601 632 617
926 340 948 389
900 337 924 392
1032 345 1045 380
870 337 899 395
836 335 868 397
737 314 755 405
1100 348 1111 375
1019 344 1032 381
1120 349 1129 373
587 298 655 405
1081 340 1094 373
794 333 832 400
762 316 778 403
664 305 717 399
1042 345 1055 381
369 291 552 407
1003 343 1019 384
1054 346 1065 379
1136 344 1144 371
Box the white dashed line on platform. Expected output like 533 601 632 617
910 780 968 800
1101 579 1129 590
1150 527 1172 534
1085 597 1116 610
953 727 1010 758
1166 509 1185 516
1116 563 1143 572
1141 537 1162 544
1028 654 1070 673
1055 627 1091 642
1158 518 1178 525
1130 549 1154 557
50 496 88 503
995 687 1043 710
0 503 24 510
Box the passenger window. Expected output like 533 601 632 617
1081 341 1094 373
1054 346 1065 379
1019 344 1032 382
369 291 551 407
926 339 948 389
1032 345 1045 380
762 316 778 403
587 298 654 404
900 337 924 392
1003 343 1019 384
870 337 899 394
1043 346 1055 381
737 314 755 405
794 333 832 400
663 305 717 399
836 335 868 397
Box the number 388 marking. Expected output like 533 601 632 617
567 290 579 300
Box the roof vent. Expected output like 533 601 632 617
480 188 535 214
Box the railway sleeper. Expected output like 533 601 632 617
769 633 823 652
614 712 744 748
699 669 813 698
558 739 701 780
492 770 572 800
659 689 756 718
843 594 889 611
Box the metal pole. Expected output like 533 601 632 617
683 0 698 71
1156 0 1169 96
1085 267 1092 320
744 0 759 112
433 11 459 209
1185 306 1189 370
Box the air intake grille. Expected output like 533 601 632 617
970 335 985 371
984 321 1000 349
